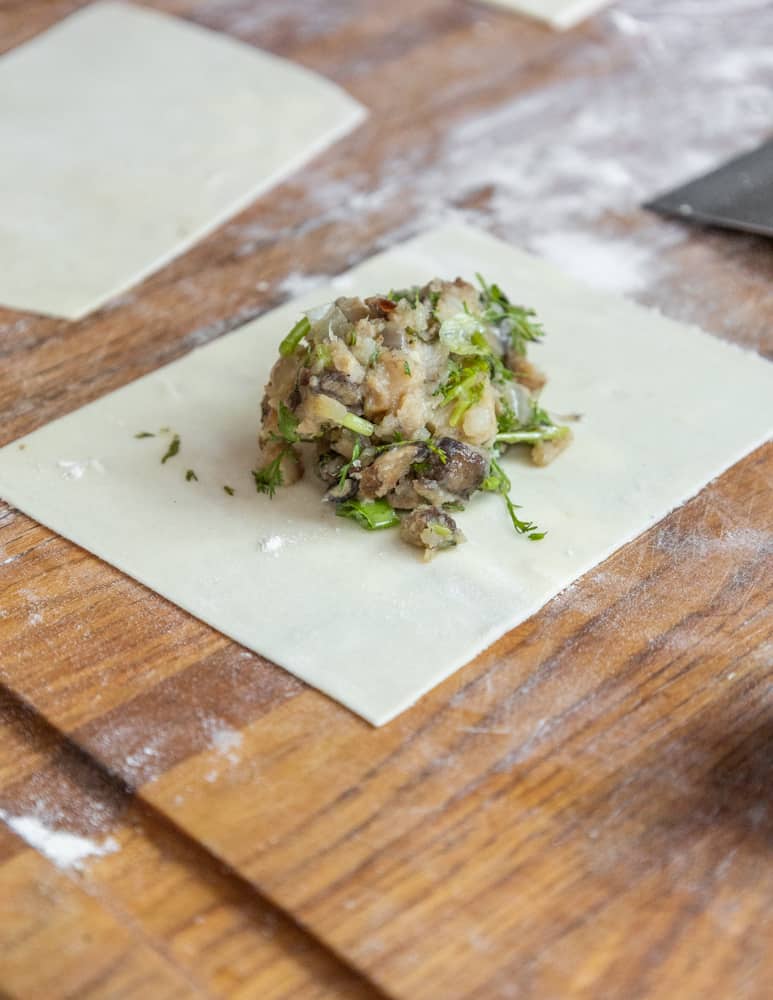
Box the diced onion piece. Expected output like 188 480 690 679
439 313 487 355
308 393 374 436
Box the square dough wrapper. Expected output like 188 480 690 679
479 0 614 30
0 1 365 319
1 224 771 725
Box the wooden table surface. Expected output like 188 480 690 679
1 1 772 998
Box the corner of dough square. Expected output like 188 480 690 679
0 1 366 320
478 0 614 30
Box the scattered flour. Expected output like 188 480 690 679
0 809 119 870
203 719 243 764
211 726 242 755
258 534 284 554
56 458 104 480
124 745 160 770
226 0 773 308
278 271 329 300
529 230 655 294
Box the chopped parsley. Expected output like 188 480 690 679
255 402 303 496
337 437 363 489
374 437 446 463
434 357 488 427
496 401 520 436
477 272 544 357
223 485 235 496
495 400 568 445
403 360 412 377
134 431 155 439
425 440 448 463
253 452 287 497
310 342 333 367
336 498 400 531
482 457 545 540
185 469 198 482
275 402 299 444
161 434 181 464
388 285 420 303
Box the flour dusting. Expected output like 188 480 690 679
279 271 329 300
204 719 243 763
530 230 655 294
259 534 284 554
56 458 104 480
0 809 119 869
231 0 773 317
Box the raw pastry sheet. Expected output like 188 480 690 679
1 224 770 725
479 0 614 30
0 2 365 319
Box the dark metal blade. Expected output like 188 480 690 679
644 138 773 239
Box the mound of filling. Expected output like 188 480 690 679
255 274 572 556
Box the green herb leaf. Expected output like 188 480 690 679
403 360 412 377
434 357 488 427
425 440 447 464
134 431 155 439
185 469 198 482
439 312 489 356
310 342 333 367
477 273 545 357
276 402 299 443
388 285 420 304
336 498 400 531
496 402 520 436
279 316 311 357
481 457 545 540
495 400 568 445
337 437 363 489
253 448 290 498
223 485 235 496
161 434 181 464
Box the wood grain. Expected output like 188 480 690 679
1 1 772 997
0 689 380 999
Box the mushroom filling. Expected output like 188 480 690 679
254 275 573 555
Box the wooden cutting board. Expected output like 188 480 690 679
1 1 772 998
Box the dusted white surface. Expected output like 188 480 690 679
0 1 365 319
0 224 771 725
477 0 613 29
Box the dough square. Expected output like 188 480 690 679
1 224 771 725
478 0 614 30
0 2 365 319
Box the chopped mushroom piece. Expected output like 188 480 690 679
400 506 464 555
255 274 572 554
359 443 426 499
